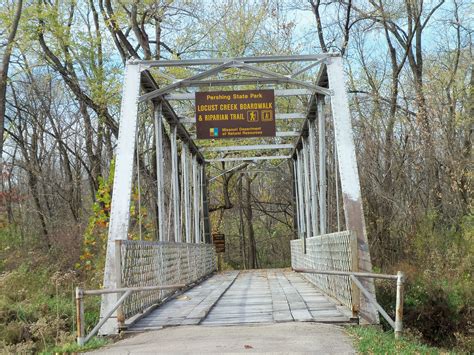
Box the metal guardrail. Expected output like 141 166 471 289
75 284 184 346
118 240 216 319
294 268 405 339
290 231 357 312
76 240 217 346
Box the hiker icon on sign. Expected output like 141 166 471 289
261 110 273 121
247 110 259 122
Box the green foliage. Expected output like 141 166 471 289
346 326 454 354
78 159 156 282
41 336 108 354
375 211 473 351
78 161 115 282
0 262 100 353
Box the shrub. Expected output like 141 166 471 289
375 275 473 351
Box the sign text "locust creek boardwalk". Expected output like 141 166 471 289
195 89 276 139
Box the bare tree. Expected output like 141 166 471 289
0 0 22 160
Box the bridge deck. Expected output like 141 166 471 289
129 269 352 331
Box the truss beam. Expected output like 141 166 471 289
204 144 293 153
137 54 336 67
179 113 305 124
207 155 291 163
165 89 313 100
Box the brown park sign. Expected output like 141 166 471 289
195 89 276 139
212 233 225 253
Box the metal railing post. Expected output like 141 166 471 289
395 271 405 339
76 287 85 346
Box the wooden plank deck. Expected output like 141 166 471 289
128 269 352 331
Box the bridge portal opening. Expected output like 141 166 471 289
99 55 379 335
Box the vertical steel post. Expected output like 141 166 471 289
302 137 312 242
100 61 140 335
201 164 211 243
318 96 327 235
327 55 378 324
308 119 320 236
182 144 192 243
192 156 200 243
395 271 405 339
76 287 85 346
334 142 341 231
292 158 301 237
296 150 305 239
154 103 166 241
170 124 181 242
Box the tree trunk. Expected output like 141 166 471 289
0 0 23 160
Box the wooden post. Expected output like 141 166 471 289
75 287 85 346
395 271 405 339
217 253 224 271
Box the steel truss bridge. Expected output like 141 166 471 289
75 54 406 345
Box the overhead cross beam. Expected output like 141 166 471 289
137 54 336 67
203 144 293 153
179 113 306 124
190 131 299 140
138 56 333 102
165 89 313 100
207 155 291 163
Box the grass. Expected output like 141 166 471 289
41 337 109 354
346 326 456 354
0 261 101 353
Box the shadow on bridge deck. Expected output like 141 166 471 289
128 269 354 332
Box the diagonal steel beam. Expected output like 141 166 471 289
234 62 330 95
290 59 325 78
139 61 235 102
137 54 337 67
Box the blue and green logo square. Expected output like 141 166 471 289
210 128 219 137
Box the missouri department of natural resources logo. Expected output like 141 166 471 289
210 127 219 137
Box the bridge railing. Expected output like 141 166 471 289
291 230 406 339
290 230 357 312
74 240 216 346
117 240 216 322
